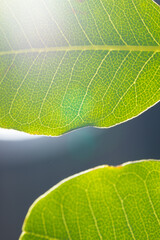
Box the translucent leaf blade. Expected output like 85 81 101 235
0 0 160 136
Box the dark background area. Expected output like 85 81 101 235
0 101 160 240
153 0 160 6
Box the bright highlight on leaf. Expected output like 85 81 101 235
0 0 160 136
20 160 160 240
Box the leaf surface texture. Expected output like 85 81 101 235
20 160 160 239
0 0 160 135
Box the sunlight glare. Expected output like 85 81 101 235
0 128 40 141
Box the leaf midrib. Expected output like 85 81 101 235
1 45 160 56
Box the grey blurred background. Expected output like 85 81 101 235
0 101 160 240
153 0 160 5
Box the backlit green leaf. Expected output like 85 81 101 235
0 0 160 136
20 160 160 239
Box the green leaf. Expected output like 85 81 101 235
20 160 160 240
0 0 160 136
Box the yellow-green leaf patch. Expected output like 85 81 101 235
0 0 160 136
20 160 160 240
